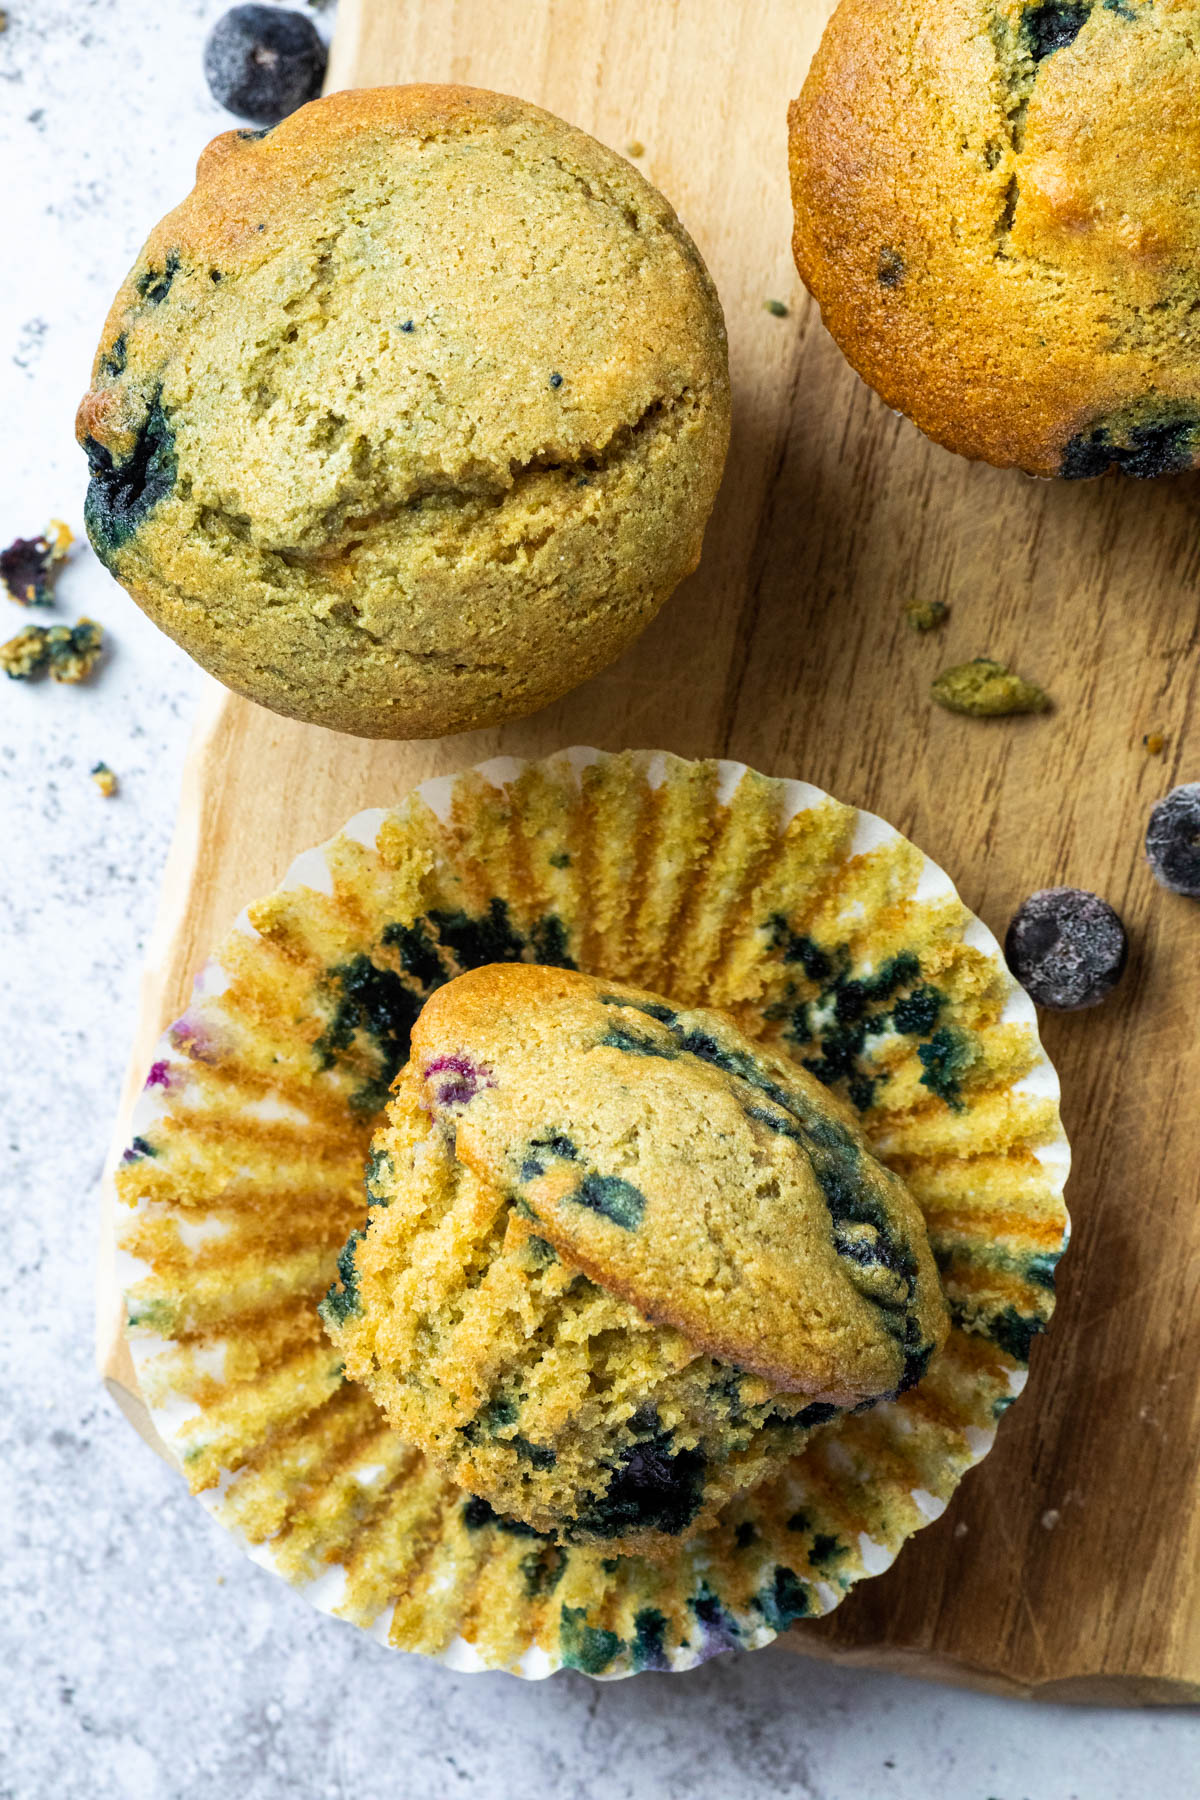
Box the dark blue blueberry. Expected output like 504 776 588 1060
98 332 127 379
399 319 415 333
573 1430 706 1540
524 1235 558 1266
380 917 445 989
430 898 526 968
1061 414 1200 480
989 1305 1046 1364
807 1533 842 1568
120 1135 157 1164
917 1027 971 1109
1025 1251 1060 1292
753 1566 810 1631
520 1131 581 1178
794 1400 839 1429
83 390 177 565
1005 886 1128 1009
313 953 423 1088
549 372 564 389
1024 2 1091 60
734 1522 758 1549
530 913 576 968
877 246 905 288
766 918 836 983
598 1023 675 1058
319 1226 367 1327
571 1172 646 1230
203 6 327 126
891 985 942 1036
521 1544 566 1598
460 1495 543 1538
846 1073 877 1112
1145 784 1200 898
559 1606 623 1675
511 1435 556 1470
899 1328 935 1393
688 1584 740 1655
136 251 181 307
631 1608 671 1672
480 1397 517 1431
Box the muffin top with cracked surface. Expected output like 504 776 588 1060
76 85 729 737
789 0 1200 477
321 964 947 1549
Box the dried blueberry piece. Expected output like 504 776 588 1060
1145 784 1200 898
203 6 326 126
1005 887 1128 1010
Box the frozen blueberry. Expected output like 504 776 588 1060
203 6 326 126
1005 888 1128 1011
1145 784 1200 898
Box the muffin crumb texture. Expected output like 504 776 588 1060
932 659 1050 718
1 617 103 682
322 965 947 1552
789 0 1200 475
77 85 729 737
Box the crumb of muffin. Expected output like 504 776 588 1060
931 658 1050 717
1143 730 1165 756
90 761 118 796
625 139 645 157
1 617 103 682
905 598 949 633
0 519 73 606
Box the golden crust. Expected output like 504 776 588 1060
789 0 1200 476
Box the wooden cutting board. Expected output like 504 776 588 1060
99 0 1200 1702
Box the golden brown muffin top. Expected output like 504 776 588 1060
790 0 1200 475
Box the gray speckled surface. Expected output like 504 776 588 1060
1 5 1197 1796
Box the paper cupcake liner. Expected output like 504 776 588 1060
114 748 1070 1678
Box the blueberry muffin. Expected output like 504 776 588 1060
789 0 1200 477
76 86 730 737
321 964 948 1553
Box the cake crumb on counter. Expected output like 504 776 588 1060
1 617 104 682
931 658 1050 718
905 598 949 632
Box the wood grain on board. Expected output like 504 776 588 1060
100 0 1200 1702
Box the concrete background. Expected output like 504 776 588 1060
1 4 1197 1794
